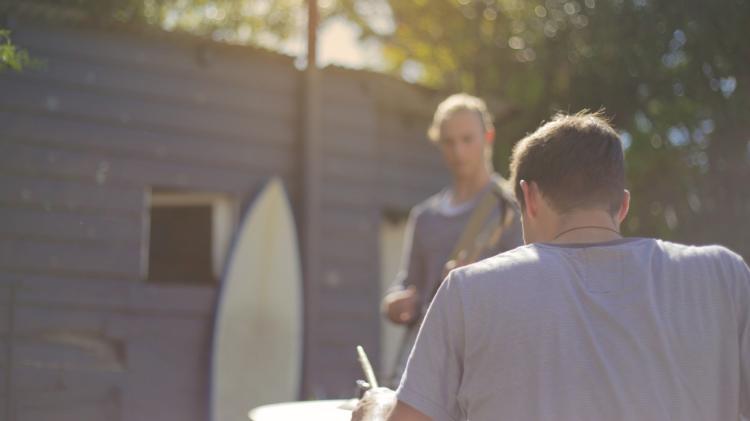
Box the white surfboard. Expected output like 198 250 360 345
211 177 303 421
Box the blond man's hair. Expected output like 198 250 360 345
427 93 495 142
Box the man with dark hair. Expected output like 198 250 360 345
354 111 750 421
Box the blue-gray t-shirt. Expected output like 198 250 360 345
398 238 750 421
393 175 523 314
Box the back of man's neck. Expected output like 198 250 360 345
548 211 622 244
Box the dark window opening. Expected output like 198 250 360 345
146 191 235 285
148 205 214 284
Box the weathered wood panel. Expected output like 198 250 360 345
319 258 382 293
0 174 144 215
0 207 140 242
378 142 444 174
322 154 379 183
0 140 277 193
0 18 305 421
11 22 298 95
0 78 296 146
379 186 439 212
321 126 378 158
6 282 214 420
0 110 295 157
0 113 296 174
0 239 141 279
118 314 211 421
321 105 377 136
380 166 446 191
321 183 378 209
4 275 215 316
15 386 121 421
10 51 295 118
320 207 377 236
318 294 380 325
306 67 457 398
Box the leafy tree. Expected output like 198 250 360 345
338 0 750 257
0 28 33 72
0 0 315 46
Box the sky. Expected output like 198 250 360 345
318 17 381 69
276 14 424 83
161 1 388 71
277 16 383 70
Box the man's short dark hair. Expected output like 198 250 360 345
509 110 625 215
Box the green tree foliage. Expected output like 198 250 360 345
340 0 750 257
0 0 324 46
0 28 33 72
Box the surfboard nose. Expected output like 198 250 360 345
211 177 303 421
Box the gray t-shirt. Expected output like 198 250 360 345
397 238 750 421
393 175 523 314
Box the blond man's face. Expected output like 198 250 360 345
438 110 489 180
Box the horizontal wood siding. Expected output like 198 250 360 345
307 71 381 397
0 20 299 421
377 108 448 212
308 69 448 397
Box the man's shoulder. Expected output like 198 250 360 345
658 241 750 287
415 191 445 211
655 240 750 308
452 238 747 279
409 190 447 219
451 245 539 284
656 239 745 264
411 174 516 218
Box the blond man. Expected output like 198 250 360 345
382 94 523 384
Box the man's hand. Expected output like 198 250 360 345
351 387 397 421
383 286 419 325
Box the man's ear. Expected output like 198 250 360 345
617 189 631 224
520 180 538 218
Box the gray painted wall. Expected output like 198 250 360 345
0 20 449 420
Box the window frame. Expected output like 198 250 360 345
144 189 237 284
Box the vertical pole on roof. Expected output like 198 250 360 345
300 0 321 399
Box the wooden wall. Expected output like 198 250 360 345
309 69 447 395
0 20 449 420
